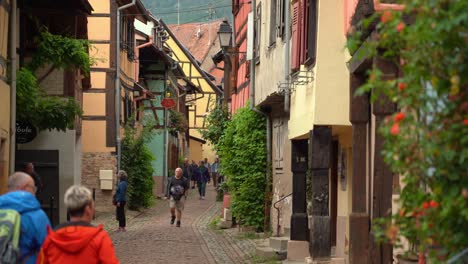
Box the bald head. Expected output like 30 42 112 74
8 172 36 195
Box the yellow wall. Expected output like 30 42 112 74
188 138 203 163
289 0 351 139
83 93 106 116
313 0 350 126
88 17 110 40
90 44 110 68
90 72 106 88
82 121 113 152
89 0 109 13
0 1 10 193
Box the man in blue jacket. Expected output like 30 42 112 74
0 172 51 264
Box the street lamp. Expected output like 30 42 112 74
218 20 232 50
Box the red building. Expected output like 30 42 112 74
230 0 251 113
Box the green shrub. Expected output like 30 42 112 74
217 106 266 230
121 122 155 210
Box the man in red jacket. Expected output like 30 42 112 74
37 185 119 264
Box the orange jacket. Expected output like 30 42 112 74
37 222 119 264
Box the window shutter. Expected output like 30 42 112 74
277 0 284 38
300 0 309 64
255 3 261 63
269 0 277 46
307 0 318 65
291 1 302 71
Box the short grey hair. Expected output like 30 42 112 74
118 170 127 181
64 185 93 211
7 172 32 191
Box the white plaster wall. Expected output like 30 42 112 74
255 0 287 105
18 129 80 223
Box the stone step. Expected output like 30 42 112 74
282 260 304 264
256 246 287 260
218 219 232 229
269 236 289 251
305 257 331 264
254 238 270 247
287 240 310 262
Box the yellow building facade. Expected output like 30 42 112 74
0 0 11 194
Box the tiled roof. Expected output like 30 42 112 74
168 19 223 63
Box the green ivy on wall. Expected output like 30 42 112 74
217 106 267 230
16 30 91 131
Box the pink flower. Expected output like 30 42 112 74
381 11 393 23
398 82 407 91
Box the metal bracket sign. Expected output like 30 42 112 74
161 98 176 109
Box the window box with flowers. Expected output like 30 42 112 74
168 110 188 136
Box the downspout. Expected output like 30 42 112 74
116 0 136 171
249 0 272 231
9 0 17 174
284 0 291 113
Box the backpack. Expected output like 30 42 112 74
0 209 21 264
170 185 185 201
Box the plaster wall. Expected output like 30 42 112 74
0 81 10 193
88 0 109 13
88 17 110 40
254 0 287 106
18 130 80 223
189 138 204 164
90 72 106 88
313 0 350 126
82 121 114 152
83 93 106 116
90 44 110 68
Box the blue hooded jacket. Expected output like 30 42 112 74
115 180 127 202
0 191 51 264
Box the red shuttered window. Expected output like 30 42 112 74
291 1 302 71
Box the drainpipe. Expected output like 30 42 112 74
284 0 291 113
116 0 136 171
249 0 272 231
9 0 17 174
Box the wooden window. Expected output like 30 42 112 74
269 0 277 47
276 0 285 39
254 3 261 63
291 1 302 71
274 120 284 172
305 0 318 65
126 19 135 60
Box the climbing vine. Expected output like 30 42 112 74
217 106 267 230
16 29 92 131
199 104 231 147
347 0 468 261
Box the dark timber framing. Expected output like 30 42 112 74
309 126 332 258
105 0 116 147
290 139 309 241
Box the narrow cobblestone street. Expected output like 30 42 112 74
95 185 256 264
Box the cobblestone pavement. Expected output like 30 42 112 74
93 184 256 264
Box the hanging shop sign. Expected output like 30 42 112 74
161 98 176 108
16 121 37 144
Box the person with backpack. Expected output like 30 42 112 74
165 168 189 227
0 172 50 264
37 185 119 264
197 160 210 200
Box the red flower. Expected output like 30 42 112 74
422 201 430 209
396 22 405 32
394 112 405 122
381 11 393 23
390 123 400 135
464 119 468 125
398 82 407 91
429 200 439 208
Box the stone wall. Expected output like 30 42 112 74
82 152 116 212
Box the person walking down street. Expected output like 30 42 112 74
37 185 119 264
204 158 212 183
20 162 43 195
197 161 210 200
211 157 219 188
114 171 128 232
190 160 198 189
166 168 189 227
181 158 193 184
0 172 51 264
